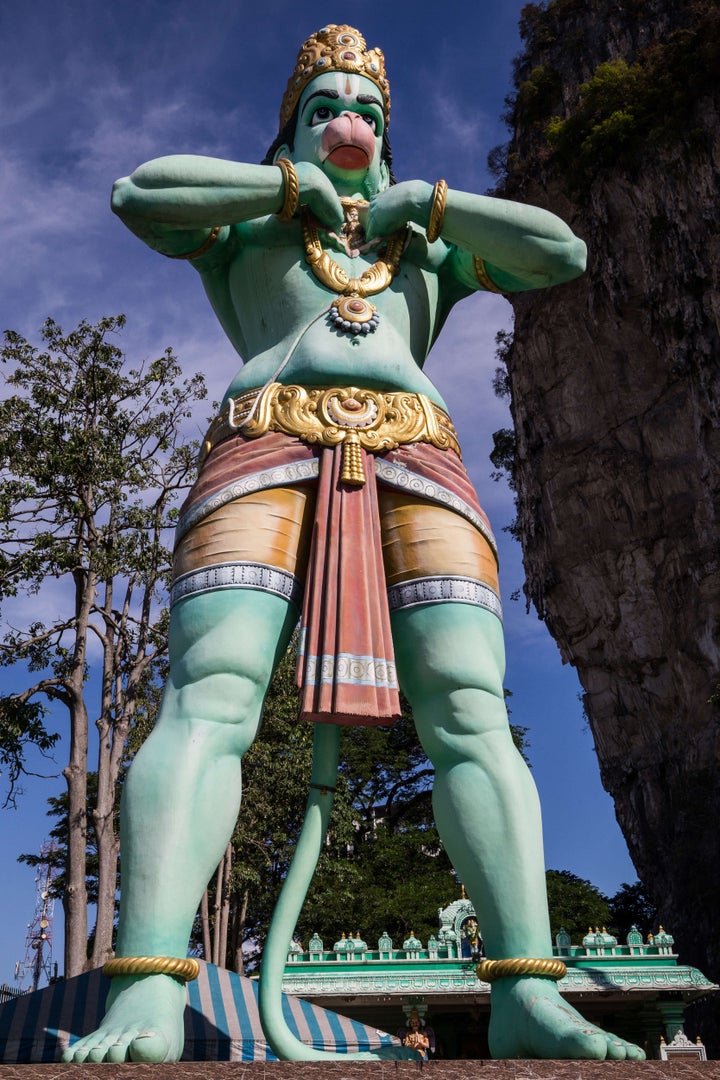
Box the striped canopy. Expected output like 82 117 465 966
0 961 398 1062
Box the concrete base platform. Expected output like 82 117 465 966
0 1062 717 1079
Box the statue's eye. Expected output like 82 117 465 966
310 107 333 125
361 115 377 132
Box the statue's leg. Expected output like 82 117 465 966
392 601 644 1060
63 586 298 1063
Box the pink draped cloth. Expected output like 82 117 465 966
297 445 401 726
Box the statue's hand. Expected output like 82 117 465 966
294 162 344 232
367 180 433 240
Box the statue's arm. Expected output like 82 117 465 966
368 180 586 292
111 155 344 257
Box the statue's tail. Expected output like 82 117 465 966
257 722 418 1062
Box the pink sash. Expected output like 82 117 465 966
297 446 401 726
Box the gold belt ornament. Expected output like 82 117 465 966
201 383 461 486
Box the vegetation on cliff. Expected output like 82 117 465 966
493 0 720 193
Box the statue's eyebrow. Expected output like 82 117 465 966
301 89 340 114
356 94 384 110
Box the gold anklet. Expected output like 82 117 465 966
426 179 448 243
276 158 300 222
103 956 200 982
477 957 567 982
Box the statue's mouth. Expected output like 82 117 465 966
326 144 370 170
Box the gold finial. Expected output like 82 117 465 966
280 25 390 128
461 884 466 899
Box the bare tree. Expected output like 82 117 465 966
0 316 206 976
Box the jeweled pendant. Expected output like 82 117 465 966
330 295 379 335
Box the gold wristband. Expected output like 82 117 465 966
276 158 300 222
477 957 567 983
163 225 222 261
103 956 201 982
472 255 504 294
426 179 448 244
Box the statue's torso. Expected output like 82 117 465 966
200 217 463 409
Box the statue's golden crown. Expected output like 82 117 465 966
279 25 390 128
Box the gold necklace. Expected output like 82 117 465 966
301 205 408 335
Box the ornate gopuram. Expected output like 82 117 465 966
280 898 716 1059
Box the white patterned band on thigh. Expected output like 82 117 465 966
387 575 503 622
170 561 303 610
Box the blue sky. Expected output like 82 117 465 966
0 0 636 989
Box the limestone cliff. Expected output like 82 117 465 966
494 0 720 1047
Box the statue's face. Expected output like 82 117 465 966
285 72 389 195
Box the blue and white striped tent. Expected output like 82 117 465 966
0 961 398 1062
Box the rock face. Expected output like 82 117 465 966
495 0 720 1049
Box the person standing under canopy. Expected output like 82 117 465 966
64 25 644 1063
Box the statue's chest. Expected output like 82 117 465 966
230 220 439 316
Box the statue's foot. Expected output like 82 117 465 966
61 973 187 1063
489 976 646 1060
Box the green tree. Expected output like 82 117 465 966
545 869 611 942
0 316 205 976
19 774 103 909
608 880 658 940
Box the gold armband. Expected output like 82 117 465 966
472 255 504 294
162 226 222 261
426 179 448 244
103 956 200 982
276 157 300 222
476 957 567 982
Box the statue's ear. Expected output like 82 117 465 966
379 160 390 191
273 145 291 163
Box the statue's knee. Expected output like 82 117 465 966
173 668 268 728
404 657 504 711
409 682 513 768
166 592 289 726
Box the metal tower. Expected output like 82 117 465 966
15 841 58 991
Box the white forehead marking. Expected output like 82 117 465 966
334 72 361 104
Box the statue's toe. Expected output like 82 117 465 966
106 1038 133 1063
129 1029 175 1063
619 1038 646 1061
86 1042 114 1063
63 1042 91 1064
